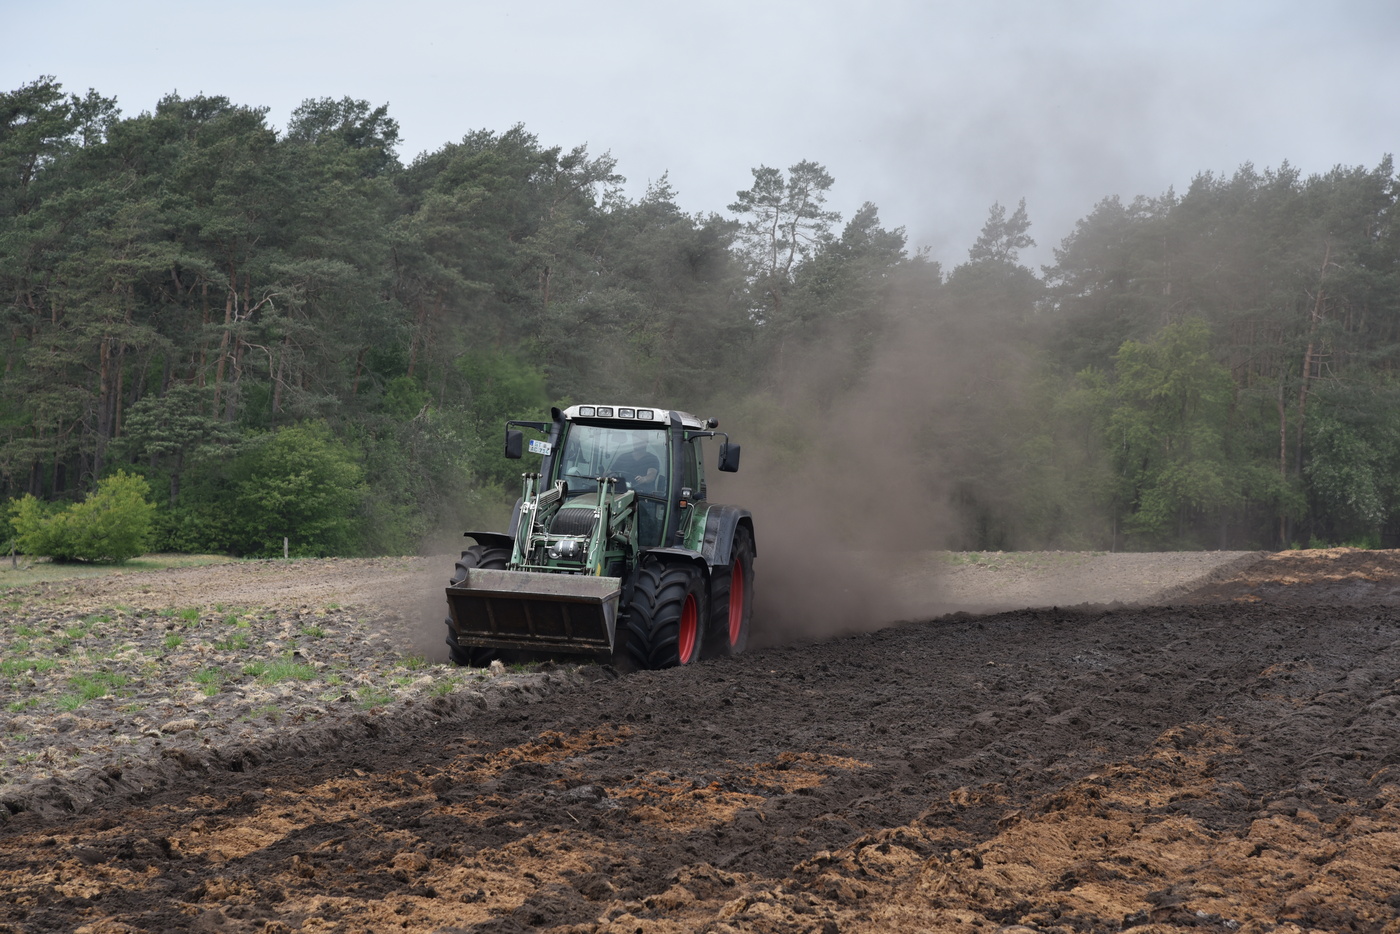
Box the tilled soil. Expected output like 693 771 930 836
3 551 1400 933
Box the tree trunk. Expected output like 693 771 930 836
352 347 367 395
113 341 125 441
1293 244 1331 478
407 296 432 378
272 336 288 417
197 278 210 386
171 449 183 506
95 336 113 480
213 271 236 411
225 337 245 422
1277 378 1288 547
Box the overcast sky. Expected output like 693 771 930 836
8 0 1399 268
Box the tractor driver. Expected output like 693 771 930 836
612 433 661 491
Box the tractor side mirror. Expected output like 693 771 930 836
718 442 740 473
505 429 523 459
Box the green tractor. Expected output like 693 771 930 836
444 404 755 669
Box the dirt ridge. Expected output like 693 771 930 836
1 666 603 822
1141 549 1272 604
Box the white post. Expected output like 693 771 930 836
283 537 289 559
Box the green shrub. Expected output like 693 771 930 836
150 505 227 554
224 422 367 558
10 472 156 563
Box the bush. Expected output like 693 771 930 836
10 471 156 563
149 505 227 554
224 422 367 557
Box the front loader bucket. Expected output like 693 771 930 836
446 568 622 661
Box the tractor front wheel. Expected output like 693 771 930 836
444 543 510 667
707 526 755 656
625 559 706 669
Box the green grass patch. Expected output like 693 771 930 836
164 634 185 650
401 655 428 670
245 704 282 722
302 625 326 639
428 678 458 697
73 671 127 696
1 657 59 678
355 685 392 709
193 667 225 696
241 659 317 683
55 671 128 709
6 696 40 712
213 633 250 651
0 554 237 589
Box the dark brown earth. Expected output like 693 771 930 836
4 551 1400 933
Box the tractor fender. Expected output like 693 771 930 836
638 545 708 572
463 531 515 552
630 546 710 608
700 506 755 569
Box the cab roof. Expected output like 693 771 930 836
560 404 708 430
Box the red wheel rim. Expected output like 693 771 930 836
728 559 745 645
678 593 698 663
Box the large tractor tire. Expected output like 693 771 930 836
707 526 755 657
624 559 706 669
444 543 511 667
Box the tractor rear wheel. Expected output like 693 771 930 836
707 526 755 656
625 559 706 669
444 543 511 667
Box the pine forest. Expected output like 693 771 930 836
3 77 1398 557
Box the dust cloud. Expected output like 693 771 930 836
708 309 1029 647
410 305 1028 661
404 564 455 664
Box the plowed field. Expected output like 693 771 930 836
4 550 1400 933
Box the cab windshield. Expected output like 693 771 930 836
557 424 667 495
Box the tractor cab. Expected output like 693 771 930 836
506 404 721 551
